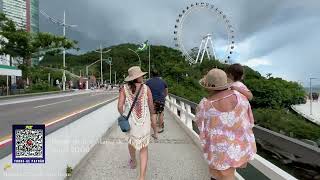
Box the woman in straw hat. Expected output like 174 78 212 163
196 68 256 180
118 66 154 180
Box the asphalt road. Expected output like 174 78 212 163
0 90 118 140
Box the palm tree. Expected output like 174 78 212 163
266 73 272 79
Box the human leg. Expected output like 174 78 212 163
139 146 148 180
151 114 158 139
159 111 164 128
219 168 236 180
158 111 164 133
209 167 220 180
128 144 136 168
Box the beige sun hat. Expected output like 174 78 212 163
124 66 147 82
199 68 231 91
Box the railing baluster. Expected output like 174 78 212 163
172 97 177 115
180 101 186 122
185 104 193 129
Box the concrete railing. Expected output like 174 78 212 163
165 94 298 180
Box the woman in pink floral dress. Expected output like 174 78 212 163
196 68 256 180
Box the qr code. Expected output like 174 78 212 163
12 125 45 163
15 129 43 158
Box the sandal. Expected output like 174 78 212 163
158 128 164 133
129 159 137 169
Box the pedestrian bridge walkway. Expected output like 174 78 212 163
70 94 297 180
70 111 210 180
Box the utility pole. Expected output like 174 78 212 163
48 73 51 85
62 11 66 91
6 75 9 96
110 60 112 85
95 44 111 85
114 71 117 84
309 77 317 115
40 10 77 91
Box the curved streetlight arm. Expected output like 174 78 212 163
87 59 101 68
86 58 112 76
128 48 141 67
86 59 101 77
95 48 111 54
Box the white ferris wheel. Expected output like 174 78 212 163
173 2 236 64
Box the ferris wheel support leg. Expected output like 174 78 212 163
206 40 211 60
200 38 209 63
196 40 204 63
209 37 216 60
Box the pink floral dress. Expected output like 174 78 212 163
196 90 256 170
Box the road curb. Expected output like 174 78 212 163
0 90 74 100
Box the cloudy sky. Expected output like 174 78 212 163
39 0 320 87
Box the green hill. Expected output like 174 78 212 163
40 43 305 107
40 43 320 142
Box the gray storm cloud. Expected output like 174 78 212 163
39 0 320 85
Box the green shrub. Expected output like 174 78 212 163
253 108 320 141
66 165 73 176
245 78 306 109
25 82 59 93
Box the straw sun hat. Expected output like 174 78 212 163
124 66 147 82
199 68 231 91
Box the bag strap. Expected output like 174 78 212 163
126 84 143 119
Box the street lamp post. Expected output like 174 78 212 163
128 48 141 67
309 77 317 115
106 57 112 85
95 45 111 85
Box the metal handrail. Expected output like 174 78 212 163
165 94 298 180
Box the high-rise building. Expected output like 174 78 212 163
30 0 39 33
0 0 39 33
0 0 39 65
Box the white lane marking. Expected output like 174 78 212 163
44 97 117 127
33 99 72 109
0 96 118 148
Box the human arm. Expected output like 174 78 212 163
231 84 253 101
147 86 155 114
195 99 205 132
164 88 168 97
164 80 168 97
117 87 126 115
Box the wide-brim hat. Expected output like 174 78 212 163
199 68 231 91
124 66 147 82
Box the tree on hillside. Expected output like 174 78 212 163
266 73 272 79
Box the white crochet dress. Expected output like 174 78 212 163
123 84 151 150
